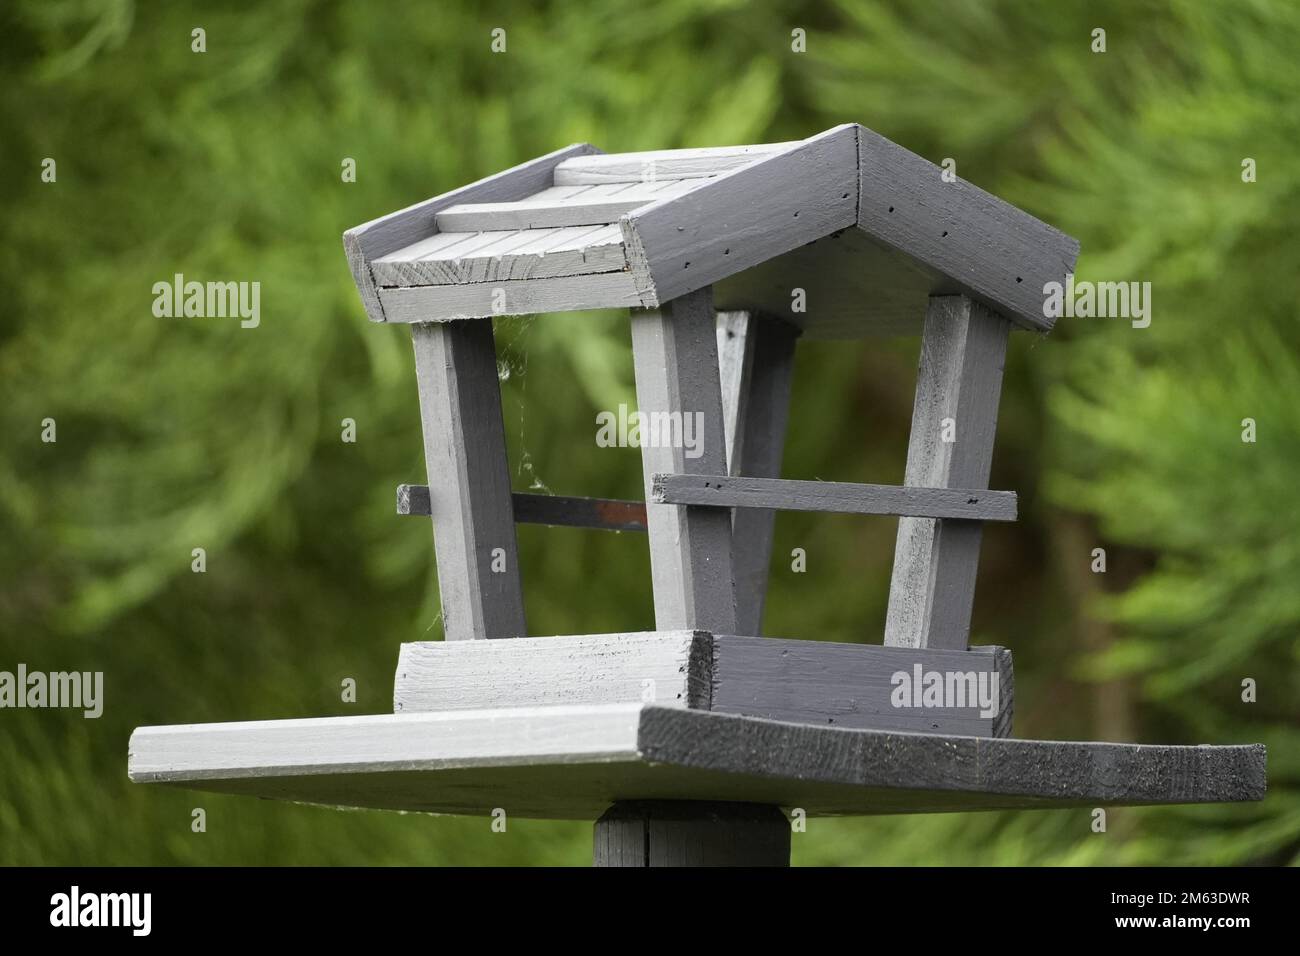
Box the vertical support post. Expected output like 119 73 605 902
884 295 1010 650
593 802 790 867
716 311 799 636
631 287 736 633
410 319 527 641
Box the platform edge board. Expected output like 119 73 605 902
636 707 1268 807
652 474 1018 521
394 632 1014 738
343 143 602 323
126 705 1265 817
394 632 712 714
127 704 647 784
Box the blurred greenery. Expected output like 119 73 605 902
1 0 1295 865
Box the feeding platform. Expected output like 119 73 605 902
129 124 1265 865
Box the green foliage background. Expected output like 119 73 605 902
1 0 1295 865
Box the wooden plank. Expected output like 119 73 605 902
372 225 628 287
885 295 1011 650
435 198 656 232
410 319 526 640
392 632 1015 738
710 636 1012 738
394 632 711 713
722 314 799 635
378 271 649 322
593 802 790 867
128 704 1267 819
343 143 601 322
856 125 1080 332
554 143 797 185
631 287 737 632
622 125 858 306
654 474 1017 522
397 484 648 532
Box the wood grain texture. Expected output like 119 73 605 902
631 288 737 632
128 704 1267 819
553 144 796 185
885 296 1011 650
391 631 1012 737
593 801 790 867
435 197 657 232
720 314 799 636
655 473 1017 522
378 271 649 322
856 124 1079 332
622 125 859 305
397 484 648 532
343 143 600 322
410 320 526 640
372 223 627 287
394 632 712 713
710 636 1013 737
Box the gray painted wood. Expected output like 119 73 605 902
435 197 656 232
717 313 799 636
593 802 790 867
631 287 737 632
710 636 1013 738
885 296 1011 650
410 319 526 641
378 271 649 322
553 144 797 185
343 143 600 322
856 125 1080 332
397 484 648 533
345 126 1080 335
622 125 858 306
714 312 754 470
372 223 627 287
655 474 1017 522
393 631 1014 738
128 704 1267 819
394 632 711 713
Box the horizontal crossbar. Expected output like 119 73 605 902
651 474 1017 521
397 484 647 532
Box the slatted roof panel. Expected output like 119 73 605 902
344 126 1081 338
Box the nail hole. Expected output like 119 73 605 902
684 262 690 269
941 231 948 237
723 248 730 255
1016 276 1023 283
793 210 800 217
841 192 849 199
888 206 894 213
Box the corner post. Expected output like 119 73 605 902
410 319 527 641
884 295 1010 650
631 286 736 633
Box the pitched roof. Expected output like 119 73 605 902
344 124 1079 337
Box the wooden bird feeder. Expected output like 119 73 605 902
128 124 1265 866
